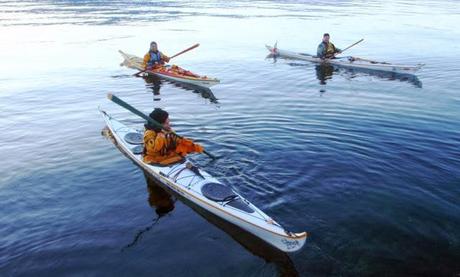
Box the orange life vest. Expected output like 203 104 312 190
143 129 203 165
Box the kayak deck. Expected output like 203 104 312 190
119 50 220 88
101 110 307 252
266 45 424 74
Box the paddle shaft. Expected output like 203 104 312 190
134 43 200 76
169 43 200 59
107 93 216 159
337 38 364 55
325 39 363 61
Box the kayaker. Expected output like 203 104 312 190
317 33 342 59
143 108 204 165
143 41 170 69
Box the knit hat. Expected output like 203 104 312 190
149 108 168 124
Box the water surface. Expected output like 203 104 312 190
1 0 460 276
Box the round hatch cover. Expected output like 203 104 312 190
124 132 143 145
201 183 236 202
131 145 144 155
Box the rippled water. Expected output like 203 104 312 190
1 0 460 276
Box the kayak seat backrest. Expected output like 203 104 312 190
124 132 143 145
201 183 237 202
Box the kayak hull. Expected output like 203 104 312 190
101 111 307 252
266 45 423 74
119 50 220 88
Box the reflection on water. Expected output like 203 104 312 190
143 75 162 101
142 75 219 104
145 173 176 216
313 64 423 88
267 53 423 89
122 173 175 251
135 173 298 276
315 64 335 86
2 0 460 275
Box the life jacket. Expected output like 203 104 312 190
147 51 163 66
143 129 183 165
325 42 337 58
143 129 203 165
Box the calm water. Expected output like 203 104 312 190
1 0 460 276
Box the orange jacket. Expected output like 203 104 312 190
143 129 203 165
143 51 170 69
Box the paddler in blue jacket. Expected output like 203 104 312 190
317 33 342 59
143 41 170 69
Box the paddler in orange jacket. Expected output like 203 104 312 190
143 108 204 165
143 41 170 70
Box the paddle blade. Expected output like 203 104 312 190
107 93 151 123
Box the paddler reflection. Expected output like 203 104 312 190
315 64 335 85
145 174 175 215
143 75 162 101
122 174 175 251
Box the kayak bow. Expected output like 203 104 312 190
100 110 307 252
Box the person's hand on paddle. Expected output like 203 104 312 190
175 138 204 155
194 143 204 153
163 56 170 63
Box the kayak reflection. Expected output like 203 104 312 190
138 173 299 277
266 54 422 88
143 74 219 103
313 63 423 88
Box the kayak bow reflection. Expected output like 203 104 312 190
143 74 219 104
136 174 299 276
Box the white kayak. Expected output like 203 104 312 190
101 110 307 252
119 50 220 88
266 45 424 74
